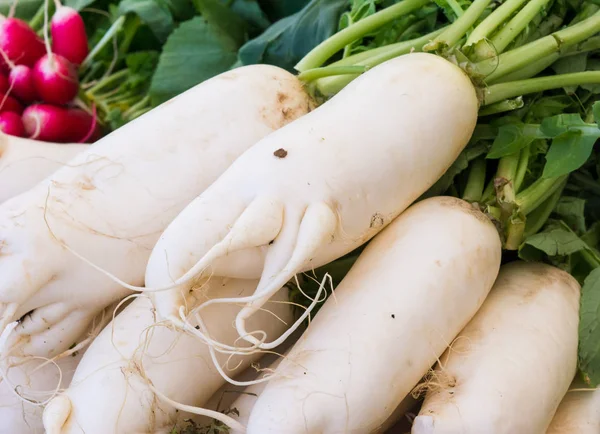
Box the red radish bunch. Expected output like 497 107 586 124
0 1 100 143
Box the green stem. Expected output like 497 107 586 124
424 0 492 51
581 248 600 269
522 180 566 238
295 0 431 72
515 175 568 215
298 65 368 82
571 172 600 196
480 11 600 82
123 95 150 118
29 2 48 31
81 15 126 70
466 0 527 45
462 158 487 202
86 69 128 96
483 71 600 106
478 97 524 116
314 27 445 96
490 0 552 53
493 53 559 82
497 152 520 182
504 216 526 250
446 0 465 18
513 144 531 193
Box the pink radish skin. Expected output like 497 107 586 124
0 111 24 136
0 74 9 93
0 93 23 114
23 104 100 143
9 64 37 103
0 18 45 69
51 6 89 65
33 54 79 105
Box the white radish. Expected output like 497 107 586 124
42 277 293 434
0 64 312 363
546 377 600 434
145 52 479 350
0 134 86 203
0 329 86 434
243 196 501 434
412 261 580 434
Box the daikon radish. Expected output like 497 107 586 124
145 53 479 350
0 65 312 364
0 134 85 203
546 377 600 434
243 196 501 433
413 261 580 434
43 277 293 434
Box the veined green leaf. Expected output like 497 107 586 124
119 0 175 42
579 267 600 386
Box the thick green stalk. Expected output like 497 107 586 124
478 97 523 116
298 66 368 82
490 0 552 53
515 175 568 215
462 158 487 202
424 0 492 51
86 69 128 96
479 11 600 82
497 152 519 183
504 217 526 250
483 71 600 105
295 0 431 72
314 28 445 96
466 0 527 45
493 53 559 82
513 144 530 193
522 181 566 238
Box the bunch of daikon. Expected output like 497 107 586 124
0 0 599 432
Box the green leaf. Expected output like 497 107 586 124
164 0 196 20
487 123 539 159
64 0 96 10
149 16 239 105
238 0 348 72
194 0 248 46
551 52 588 94
257 0 312 22
527 96 574 119
119 0 175 42
0 0 42 18
593 101 600 125
229 0 271 34
543 132 599 178
578 267 600 386
540 113 587 137
522 227 588 256
555 196 587 234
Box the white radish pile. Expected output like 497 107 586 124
42 277 293 434
242 196 501 433
546 378 600 434
412 261 580 434
0 64 312 367
0 133 85 203
144 52 479 352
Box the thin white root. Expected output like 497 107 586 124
148 382 246 433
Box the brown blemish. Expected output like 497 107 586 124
436 197 491 225
370 213 384 229
274 148 288 158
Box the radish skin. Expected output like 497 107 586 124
0 112 24 137
546 378 600 434
413 261 580 434
145 52 479 349
244 197 501 433
32 54 78 105
0 65 311 367
0 133 86 203
9 64 37 103
43 278 293 434
51 5 88 66
0 18 45 68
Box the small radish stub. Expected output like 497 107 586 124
51 6 89 66
0 111 24 137
33 54 79 105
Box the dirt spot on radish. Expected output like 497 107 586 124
277 92 288 103
437 196 491 225
274 148 288 158
370 213 384 228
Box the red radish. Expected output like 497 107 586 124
23 104 100 143
51 4 89 65
0 111 24 136
0 18 45 69
0 74 9 94
32 53 78 105
9 64 37 103
0 93 23 114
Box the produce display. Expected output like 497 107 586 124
0 0 600 433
